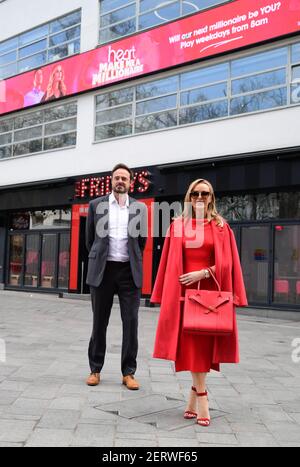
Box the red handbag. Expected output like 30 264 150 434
182 268 234 336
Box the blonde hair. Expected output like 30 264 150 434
181 178 224 227
45 65 67 100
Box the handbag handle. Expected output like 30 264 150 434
197 267 221 294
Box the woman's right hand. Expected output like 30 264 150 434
179 270 206 286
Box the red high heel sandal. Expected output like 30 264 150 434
184 386 197 419
196 390 211 427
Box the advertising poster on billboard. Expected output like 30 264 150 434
0 0 299 116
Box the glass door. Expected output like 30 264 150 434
41 234 57 289
273 224 300 306
7 230 70 290
58 233 70 289
24 235 40 287
8 235 24 286
240 225 270 304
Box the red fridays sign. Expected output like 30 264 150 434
0 0 300 116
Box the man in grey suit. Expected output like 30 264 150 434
85 163 148 390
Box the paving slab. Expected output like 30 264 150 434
0 291 299 447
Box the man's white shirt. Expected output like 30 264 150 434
107 192 130 262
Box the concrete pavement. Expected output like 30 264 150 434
0 290 299 447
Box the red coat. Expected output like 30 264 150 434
151 218 248 364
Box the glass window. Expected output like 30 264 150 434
0 133 12 145
99 0 232 43
136 76 177 99
96 105 132 124
19 25 48 47
49 26 81 47
181 82 227 106
273 225 300 305
44 117 77 136
94 42 300 142
291 84 300 105
95 120 132 140
136 95 177 115
183 0 229 14
0 146 12 159
101 4 136 27
50 10 81 34
135 109 177 133
16 123 42 143
44 103 77 122
18 51 47 73
96 88 134 109
0 50 17 66
230 88 287 115
232 69 286 95
48 40 80 62
0 62 17 79
231 48 288 78
100 0 133 14
0 10 81 80
180 64 228 90
13 126 43 143
10 210 71 230
0 37 18 55
19 39 47 59
99 19 136 43
218 192 300 221
13 139 43 156
291 43 300 64
14 111 43 130
0 102 77 159
179 100 228 124
292 65 300 83
139 2 180 30
0 119 13 133
140 0 171 12
44 132 76 150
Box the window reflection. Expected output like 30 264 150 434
9 235 24 286
9 210 71 230
94 41 300 141
231 69 286 95
217 192 300 222
231 48 288 77
58 234 70 289
0 102 77 160
0 10 81 80
274 225 300 305
99 0 232 43
230 88 287 115
24 235 39 287
241 226 269 303
41 234 56 289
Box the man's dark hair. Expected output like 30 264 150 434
112 163 134 181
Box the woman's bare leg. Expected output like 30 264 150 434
184 372 197 415
193 372 210 422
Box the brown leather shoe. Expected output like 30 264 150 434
122 375 139 390
86 372 100 386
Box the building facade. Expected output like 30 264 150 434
0 0 300 311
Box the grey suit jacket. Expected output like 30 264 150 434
85 194 148 288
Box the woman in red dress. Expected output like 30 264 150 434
151 179 248 427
